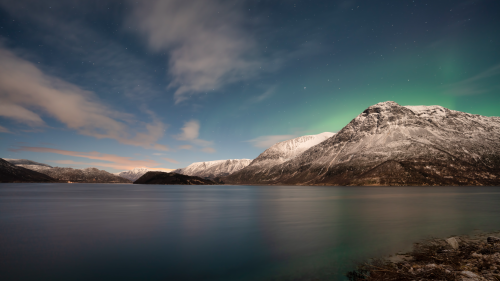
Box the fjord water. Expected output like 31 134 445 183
1 184 499 281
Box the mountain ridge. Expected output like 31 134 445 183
174 159 253 179
114 167 174 182
0 158 58 183
223 132 335 183
16 165 131 183
224 101 500 186
5 158 52 168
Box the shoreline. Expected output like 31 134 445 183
347 231 500 281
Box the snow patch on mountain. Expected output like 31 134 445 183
5 159 52 168
174 159 252 178
0 158 56 183
404 105 447 117
114 167 174 182
247 132 335 168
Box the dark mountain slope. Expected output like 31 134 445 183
0 158 57 183
134 171 216 185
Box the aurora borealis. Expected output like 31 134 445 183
1 0 499 171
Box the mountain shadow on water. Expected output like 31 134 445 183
134 171 217 185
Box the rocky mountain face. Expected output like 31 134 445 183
4 158 52 168
223 132 335 183
173 159 253 179
225 102 500 186
0 158 57 183
19 165 131 183
134 171 216 185
114 168 170 182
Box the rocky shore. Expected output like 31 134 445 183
347 232 500 281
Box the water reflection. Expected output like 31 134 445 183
0 184 499 281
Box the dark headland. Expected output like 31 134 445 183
133 171 217 185
0 158 58 183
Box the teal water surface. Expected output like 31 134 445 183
0 184 499 281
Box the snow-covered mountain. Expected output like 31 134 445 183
224 132 334 183
114 167 173 182
174 159 253 179
225 101 500 186
17 165 131 183
248 132 334 168
0 158 57 183
4 158 52 168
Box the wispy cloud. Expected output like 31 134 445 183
0 0 164 103
251 86 277 103
162 157 179 164
201 147 216 153
174 120 214 148
178 145 193 150
245 134 296 149
0 48 168 150
9 146 167 171
444 64 500 96
129 0 262 104
0 125 11 133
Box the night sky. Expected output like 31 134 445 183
1 0 499 172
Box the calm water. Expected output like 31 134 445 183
0 184 499 281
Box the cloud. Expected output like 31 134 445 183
246 134 296 149
444 64 500 96
0 125 11 133
174 120 213 147
178 145 193 150
175 120 200 141
201 147 216 153
0 103 45 126
129 0 262 103
0 47 168 150
251 86 277 103
9 146 168 171
0 0 165 103
162 157 179 164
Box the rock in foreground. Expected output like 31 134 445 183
134 171 217 185
0 158 57 183
347 232 500 281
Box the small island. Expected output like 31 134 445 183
133 171 217 185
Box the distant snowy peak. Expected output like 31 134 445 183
5 159 52 168
16 165 130 183
250 132 335 167
174 159 253 179
115 167 169 182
